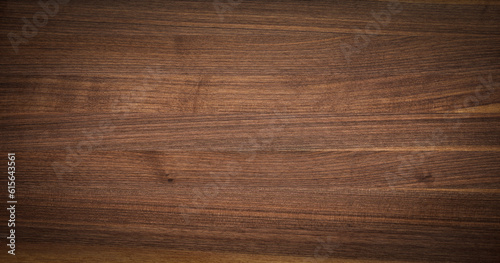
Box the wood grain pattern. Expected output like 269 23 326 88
1 0 499 262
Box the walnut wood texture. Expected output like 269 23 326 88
1 0 499 262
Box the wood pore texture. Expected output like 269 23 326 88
1 0 500 262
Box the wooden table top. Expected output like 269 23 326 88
1 0 499 262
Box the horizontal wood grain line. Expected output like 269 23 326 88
390 0 500 5
16 150 500 190
15 187 500 261
0 243 421 263
1 113 498 151
266 146 500 151
1 0 499 38
1 73 499 114
2 36 498 76
19 197 500 226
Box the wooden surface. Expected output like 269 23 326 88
1 0 500 262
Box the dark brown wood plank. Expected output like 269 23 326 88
1 0 500 262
